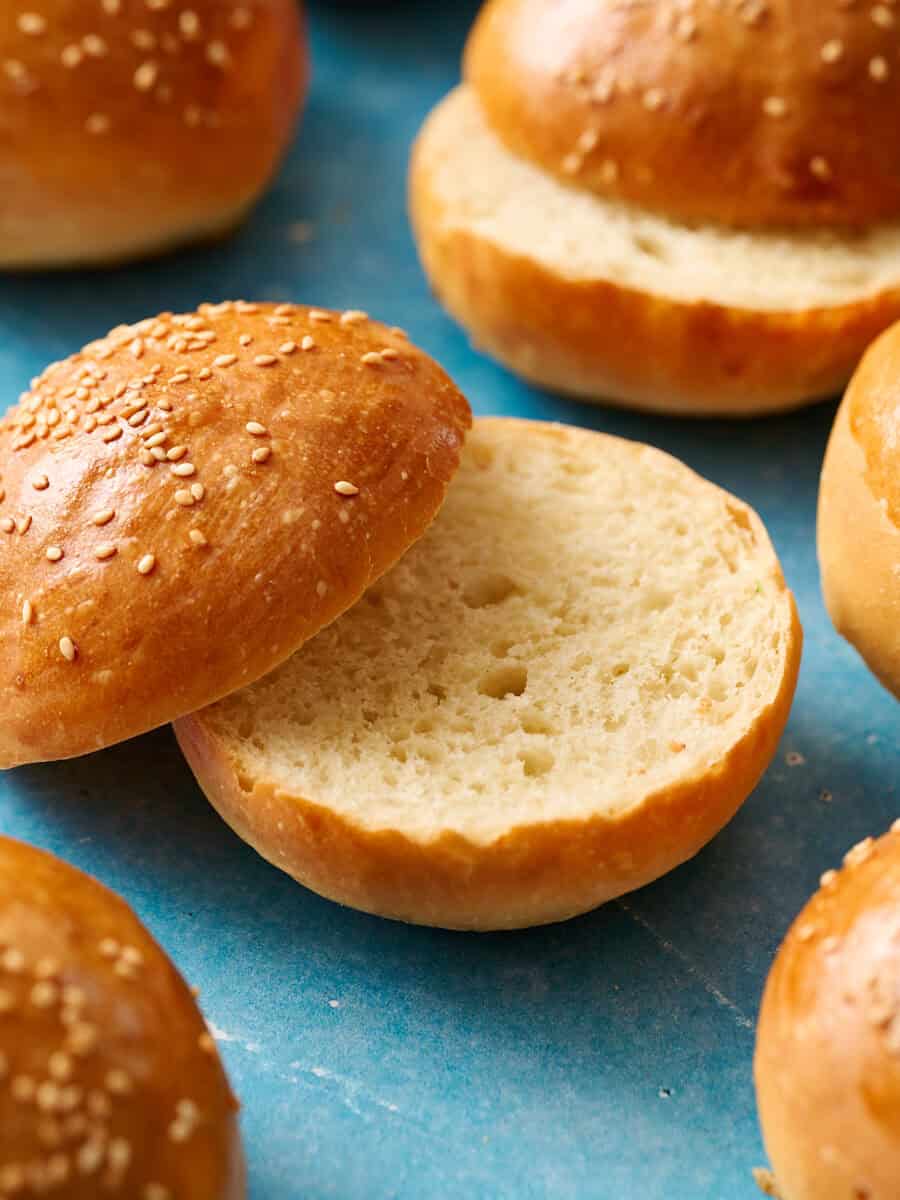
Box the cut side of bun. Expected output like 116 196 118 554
177 418 802 931
410 88 900 415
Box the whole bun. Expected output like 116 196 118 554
755 825 900 1200
818 322 900 698
466 0 900 229
0 836 243 1197
0 302 471 768
0 1 307 267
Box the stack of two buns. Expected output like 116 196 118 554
0 302 800 930
411 0 900 416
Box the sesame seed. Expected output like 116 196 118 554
102 426 123 443
45 546 63 562
279 341 297 355
171 462 196 476
246 421 268 436
380 348 399 361
810 156 832 180
820 39 844 64
174 489 195 507
189 529 208 547
179 10 200 38
82 34 108 57
251 446 271 464
872 4 895 28
61 44 83 68
643 88 666 110
1 518 14 534
206 39 229 67
30 980 59 1008
254 354 278 367
198 1032 216 1054
361 352 383 365
16 514 32 534
59 636 77 663
145 1186 172 1200
213 354 237 368
340 310 368 326
316 581 328 598
334 481 359 496
17 12 47 35
95 544 117 561
167 445 188 461
144 431 167 448
763 96 787 118
137 554 156 575
239 334 253 347
85 113 111 135
309 310 332 323
190 482 205 501
105 1069 132 1095
2 948 25 972
133 60 159 91
21 600 34 625
31 474 49 491
301 336 316 351
869 56 890 81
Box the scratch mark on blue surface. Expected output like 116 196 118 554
293 1063 400 1117
615 900 755 1032
210 1022 261 1053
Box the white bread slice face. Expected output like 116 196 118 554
176 418 802 930
410 87 900 416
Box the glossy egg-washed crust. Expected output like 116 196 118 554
0 836 244 1197
466 0 900 229
755 826 900 1200
409 92 900 417
0 302 472 768
0 0 307 267
818 324 900 698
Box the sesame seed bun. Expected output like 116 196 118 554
0 302 472 768
410 86 900 416
0 1 307 268
0 835 244 1197
176 418 801 931
466 0 900 230
818 322 900 699
754 824 900 1200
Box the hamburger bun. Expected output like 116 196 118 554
818 322 900 699
0 0 307 268
0 835 243 1197
755 824 900 1200
176 418 802 931
0 302 471 768
409 2 900 415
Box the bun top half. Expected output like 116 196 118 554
0 302 471 768
466 0 900 229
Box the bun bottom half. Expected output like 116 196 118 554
177 418 801 930
410 89 900 418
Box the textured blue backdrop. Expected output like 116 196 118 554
1 4 897 1197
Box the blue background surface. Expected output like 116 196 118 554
1 4 897 1197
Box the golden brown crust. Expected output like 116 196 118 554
467 0 900 230
754 827 900 1200
0 303 472 768
0 0 307 267
410 120 900 416
175 416 803 932
818 344 900 698
0 836 244 1197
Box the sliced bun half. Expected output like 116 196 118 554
0 303 471 768
410 87 900 416
177 418 801 930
